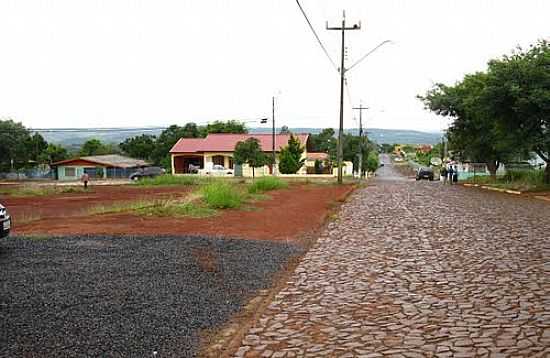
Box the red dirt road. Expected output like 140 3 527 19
12 184 354 241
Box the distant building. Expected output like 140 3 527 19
52 154 150 181
169 133 336 177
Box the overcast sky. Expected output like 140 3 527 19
0 0 548 132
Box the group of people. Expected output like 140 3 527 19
440 164 458 184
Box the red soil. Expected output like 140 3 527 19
11 184 354 242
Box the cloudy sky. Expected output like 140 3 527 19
0 0 548 132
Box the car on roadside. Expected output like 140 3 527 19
0 203 11 239
416 167 434 181
204 165 233 176
129 166 166 181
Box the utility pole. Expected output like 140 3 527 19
353 102 368 178
272 96 276 175
327 11 360 184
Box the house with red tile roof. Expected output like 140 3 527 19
169 133 328 176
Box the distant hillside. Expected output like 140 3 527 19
40 127 441 148
250 127 442 145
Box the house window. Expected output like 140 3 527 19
228 157 234 169
65 167 76 177
212 155 225 167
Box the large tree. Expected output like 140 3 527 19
233 137 269 178
0 119 33 170
484 40 550 183
152 123 200 168
120 134 157 161
419 72 518 176
79 139 113 156
200 120 247 136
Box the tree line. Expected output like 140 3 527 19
419 40 550 183
1 118 379 175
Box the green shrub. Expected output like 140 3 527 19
201 181 244 209
502 169 543 183
248 176 288 193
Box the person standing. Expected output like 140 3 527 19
447 165 454 185
440 166 448 184
453 165 459 184
81 172 90 189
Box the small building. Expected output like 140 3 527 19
52 154 150 181
170 133 331 177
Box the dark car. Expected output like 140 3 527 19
416 167 434 181
129 166 166 181
0 203 11 239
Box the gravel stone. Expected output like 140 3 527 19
0 235 301 357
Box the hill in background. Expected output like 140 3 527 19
40 127 442 149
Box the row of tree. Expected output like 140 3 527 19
0 119 68 171
419 40 550 183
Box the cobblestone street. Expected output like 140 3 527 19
233 159 550 357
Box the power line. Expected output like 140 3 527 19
295 0 339 72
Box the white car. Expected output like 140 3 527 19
0 203 11 239
204 165 233 176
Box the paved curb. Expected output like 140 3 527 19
462 183 550 203
462 183 523 195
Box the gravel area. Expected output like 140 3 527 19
0 235 302 357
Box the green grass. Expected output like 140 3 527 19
200 181 245 209
248 176 288 194
0 185 89 197
88 197 217 218
465 169 550 192
135 175 206 186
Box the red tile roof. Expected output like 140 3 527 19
170 133 309 153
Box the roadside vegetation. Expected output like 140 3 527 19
465 169 550 192
88 176 293 218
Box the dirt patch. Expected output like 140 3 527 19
13 184 354 242
3 185 192 222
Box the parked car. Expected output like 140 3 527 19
0 203 11 239
204 165 233 176
129 166 166 181
416 167 434 181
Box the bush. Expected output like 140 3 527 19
248 176 288 194
201 181 244 209
502 169 543 183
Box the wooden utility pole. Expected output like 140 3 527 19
272 96 276 174
353 102 368 178
327 11 360 184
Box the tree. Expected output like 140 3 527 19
365 152 380 173
79 139 112 156
152 123 200 168
309 128 337 163
279 125 290 134
278 134 305 174
120 134 156 160
484 40 550 183
419 72 518 176
233 138 269 178
41 144 68 164
0 119 33 171
200 120 247 136
25 133 48 163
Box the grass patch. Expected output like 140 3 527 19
465 169 550 192
0 186 89 197
201 181 245 209
88 197 217 218
248 176 288 194
135 175 205 186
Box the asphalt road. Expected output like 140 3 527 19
0 235 301 357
